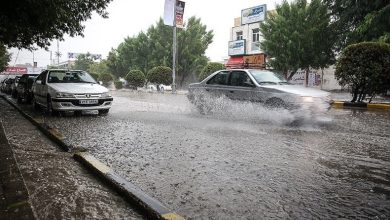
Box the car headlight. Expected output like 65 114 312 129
56 92 74 98
301 96 314 103
101 92 111 98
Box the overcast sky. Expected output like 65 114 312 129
9 0 284 67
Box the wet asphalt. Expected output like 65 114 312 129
8 90 390 219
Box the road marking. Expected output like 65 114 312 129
162 212 186 220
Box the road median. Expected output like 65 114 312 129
332 101 390 110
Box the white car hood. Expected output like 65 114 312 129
49 83 108 94
262 84 329 97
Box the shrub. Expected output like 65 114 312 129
99 72 113 86
114 81 123 89
125 70 145 88
199 62 224 81
147 66 172 85
335 42 390 102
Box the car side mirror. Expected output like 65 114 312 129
35 80 42 85
99 81 103 85
244 82 256 87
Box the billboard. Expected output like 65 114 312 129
1 67 28 75
228 40 246 56
241 4 267 25
68 53 102 60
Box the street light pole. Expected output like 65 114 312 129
172 2 177 93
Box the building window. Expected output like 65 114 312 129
252 28 260 42
236 31 243 40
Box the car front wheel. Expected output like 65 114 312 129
47 96 59 116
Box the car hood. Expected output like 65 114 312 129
261 84 329 97
48 83 108 93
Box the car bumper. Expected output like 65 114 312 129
51 98 113 111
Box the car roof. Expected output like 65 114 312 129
47 69 84 72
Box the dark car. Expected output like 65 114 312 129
16 74 39 103
3 78 15 94
11 76 21 98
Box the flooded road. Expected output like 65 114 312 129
12 90 390 219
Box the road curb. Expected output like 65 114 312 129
74 152 184 220
0 94 185 220
332 101 390 110
0 95 72 152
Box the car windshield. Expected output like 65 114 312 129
249 70 288 84
48 71 96 84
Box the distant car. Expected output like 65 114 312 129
159 84 172 92
16 74 39 103
187 69 332 113
11 76 21 98
3 78 15 94
32 69 113 115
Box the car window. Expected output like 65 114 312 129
230 71 254 87
36 71 47 82
207 71 229 85
249 70 287 84
48 71 96 83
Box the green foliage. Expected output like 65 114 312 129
88 60 110 76
147 66 172 85
199 62 224 81
260 0 335 79
74 53 94 71
114 81 123 90
99 73 113 86
0 43 10 72
125 70 145 88
324 0 389 50
0 0 113 49
335 42 390 102
110 16 213 87
89 72 100 82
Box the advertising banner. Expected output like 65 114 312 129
0 67 28 75
163 0 175 26
164 0 185 28
175 1 185 28
228 40 246 56
241 4 267 25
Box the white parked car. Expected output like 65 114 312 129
159 84 172 92
32 69 113 115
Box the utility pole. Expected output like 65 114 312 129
172 1 177 93
57 40 60 65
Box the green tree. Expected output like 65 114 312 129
106 48 127 78
74 53 94 71
114 81 123 89
147 66 172 85
99 73 113 86
324 0 389 50
260 0 335 82
0 43 11 71
125 70 145 88
88 60 110 76
335 42 390 102
0 0 112 49
199 62 224 81
112 16 213 88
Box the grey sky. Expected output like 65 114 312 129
9 0 283 67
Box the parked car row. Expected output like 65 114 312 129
1 69 113 116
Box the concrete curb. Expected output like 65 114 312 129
0 94 185 220
0 95 72 152
332 101 390 110
74 152 184 220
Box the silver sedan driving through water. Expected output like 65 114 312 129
187 69 332 114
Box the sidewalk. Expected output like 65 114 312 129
0 98 143 220
331 92 390 104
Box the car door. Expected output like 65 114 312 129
33 71 48 105
204 71 230 98
227 70 257 101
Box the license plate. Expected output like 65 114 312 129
79 99 98 104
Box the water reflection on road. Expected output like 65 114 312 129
17 91 390 219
